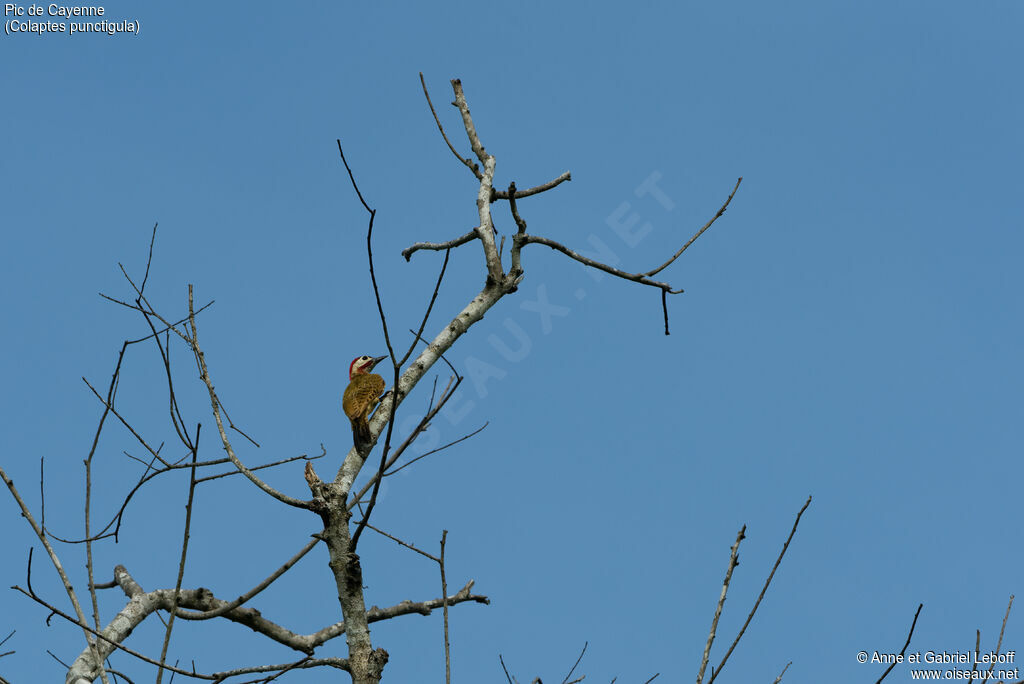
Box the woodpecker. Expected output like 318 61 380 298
343 355 387 446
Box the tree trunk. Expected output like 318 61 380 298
320 482 388 683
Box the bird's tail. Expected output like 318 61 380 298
351 417 371 445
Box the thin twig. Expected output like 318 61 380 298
399 248 451 368
83 376 169 466
500 654 515 684
520 234 683 293
441 530 451 684
96 293 215 343
135 302 194 452
188 286 311 510
346 376 464 510
346 142 396 365
772 662 792 684
194 451 320 485
561 642 587 684
335 139 373 214
140 223 158 293
52 449 312 547
363 523 440 563
981 596 1014 682
407 329 460 377
642 177 742 277
156 428 200 684
709 496 812 684
385 421 487 477
661 290 670 336
420 72 480 178
172 537 320 620
875 604 923 684
209 656 350 681
82 335 132 684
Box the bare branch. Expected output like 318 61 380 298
172 537 320 620
399 247 451 368
363 523 440 563
210 657 349 681
50 448 315 550
83 376 169 467
194 449 322 485
986 595 1015 681
156 435 200 684
499 654 515 684
97 292 215 341
402 228 477 261
188 286 312 510
512 176 741 331
661 290 670 336
507 182 527 280
366 579 489 622
407 329 460 378
772 661 792 684
335 139 373 214
419 74 571 202
697 526 745 684
561 642 587 684
451 78 488 164
642 177 742 277
0 629 14 652
491 171 572 201
441 530 451 684
519 234 683 293
451 79 504 282
337 138 396 370
709 495 812 684
384 421 487 477
875 604 922 684
420 72 480 178
139 222 158 294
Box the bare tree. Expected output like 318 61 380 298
0 76 795 684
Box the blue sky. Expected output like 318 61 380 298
2 2 1022 682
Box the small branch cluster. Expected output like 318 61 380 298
407 74 742 335
697 496 812 684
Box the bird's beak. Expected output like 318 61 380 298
372 355 388 367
